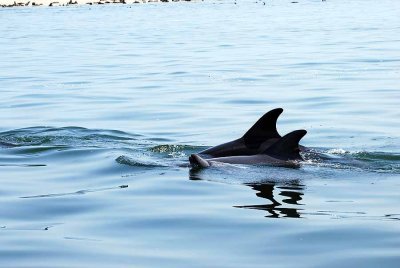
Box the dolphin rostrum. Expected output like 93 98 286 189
190 130 307 168
199 108 283 158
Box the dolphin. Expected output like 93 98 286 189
190 130 307 168
198 108 283 158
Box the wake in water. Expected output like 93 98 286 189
302 148 400 174
0 126 141 148
1 126 399 177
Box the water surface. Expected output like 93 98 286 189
1 1 400 267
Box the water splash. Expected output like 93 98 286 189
149 144 200 158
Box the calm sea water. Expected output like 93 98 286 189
1 0 400 267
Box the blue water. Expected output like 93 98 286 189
1 1 400 267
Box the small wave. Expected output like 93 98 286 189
353 151 400 161
115 155 168 168
303 148 400 174
11 145 70 155
0 164 46 167
322 149 400 161
20 185 128 199
0 127 140 148
0 141 18 148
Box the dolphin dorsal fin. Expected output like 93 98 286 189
242 108 283 149
263 130 307 160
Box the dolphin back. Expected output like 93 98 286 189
263 130 307 161
200 108 283 157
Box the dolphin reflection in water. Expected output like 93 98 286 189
235 181 305 218
189 169 305 219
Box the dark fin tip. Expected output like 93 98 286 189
243 108 283 149
263 129 307 161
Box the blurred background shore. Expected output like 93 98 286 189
1 0 195 7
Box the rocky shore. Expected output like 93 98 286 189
1 0 195 8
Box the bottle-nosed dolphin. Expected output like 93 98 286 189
199 108 283 158
190 130 307 168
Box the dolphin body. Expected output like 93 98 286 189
190 130 307 168
197 108 307 160
199 108 284 158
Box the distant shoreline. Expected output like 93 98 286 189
1 0 197 8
